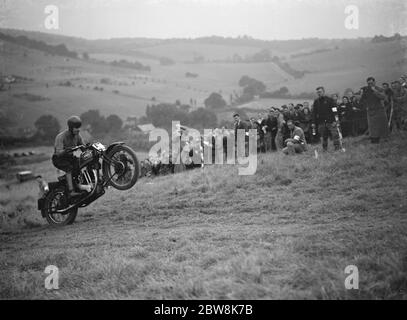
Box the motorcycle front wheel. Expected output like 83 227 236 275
103 145 139 191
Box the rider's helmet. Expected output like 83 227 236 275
67 116 82 129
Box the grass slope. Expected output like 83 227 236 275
1 133 407 299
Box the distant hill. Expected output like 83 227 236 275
0 28 405 135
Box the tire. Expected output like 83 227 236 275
103 145 139 191
44 187 78 227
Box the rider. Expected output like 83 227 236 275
52 116 84 197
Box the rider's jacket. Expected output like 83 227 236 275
54 130 84 155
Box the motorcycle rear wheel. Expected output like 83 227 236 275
44 187 78 226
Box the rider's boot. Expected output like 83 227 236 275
77 184 92 193
66 172 82 197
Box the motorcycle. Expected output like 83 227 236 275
38 142 139 226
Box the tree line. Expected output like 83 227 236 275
142 103 217 130
0 32 78 58
0 111 124 148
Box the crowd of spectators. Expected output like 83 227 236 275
242 74 407 153
246 93 368 153
140 75 407 176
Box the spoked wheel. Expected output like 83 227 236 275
44 187 78 226
103 145 139 190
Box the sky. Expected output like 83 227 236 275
0 0 406 40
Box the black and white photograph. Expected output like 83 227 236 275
0 0 407 304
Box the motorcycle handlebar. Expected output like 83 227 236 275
66 144 87 153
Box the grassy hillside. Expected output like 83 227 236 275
1 133 407 299
0 41 156 129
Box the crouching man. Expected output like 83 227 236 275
52 116 84 197
282 120 307 155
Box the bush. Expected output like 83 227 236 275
236 76 267 103
12 93 50 102
106 115 123 132
159 57 175 66
146 104 189 129
34 115 60 142
144 103 220 130
186 72 198 78
204 93 227 109
110 59 151 71
188 108 217 129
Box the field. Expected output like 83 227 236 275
1 133 407 299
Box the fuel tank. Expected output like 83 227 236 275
79 150 94 168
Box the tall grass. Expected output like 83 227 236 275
1 133 407 299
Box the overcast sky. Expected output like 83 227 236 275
0 0 406 40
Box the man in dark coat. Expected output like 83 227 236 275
311 86 341 151
299 106 313 142
264 108 278 152
400 75 407 89
233 113 250 157
338 96 353 137
233 113 249 135
391 80 407 131
357 77 389 143
256 112 267 153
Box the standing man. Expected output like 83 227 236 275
287 103 295 120
292 104 302 123
312 86 341 151
257 112 267 153
400 75 407 89
280 105 291 146
233 113 249 133
357 77 389 143
299 106 313 142
233 113 249 157
382 82 394 121
331 94 340 107
382 82 393 99
391 80 407 131
264 108 278 152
